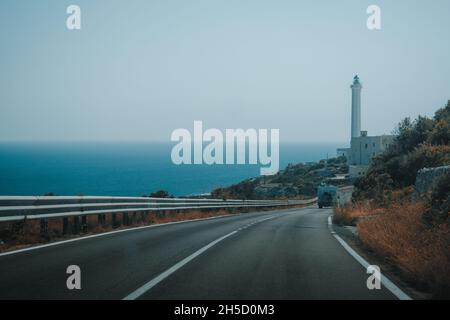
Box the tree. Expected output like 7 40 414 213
392 116 434 155
429 120 450 146
149 190 170 198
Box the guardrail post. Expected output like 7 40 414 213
40 218 49 240
62 217 69 235
97 214 105 226
123 212 129 226
112 213 118 228
81 215 87 233
73 216 80 234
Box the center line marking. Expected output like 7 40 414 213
123 230 237 300
122 213 282 300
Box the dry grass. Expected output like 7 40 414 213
333 202 384 226
357 201 450 298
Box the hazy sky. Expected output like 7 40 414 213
0 0 449 143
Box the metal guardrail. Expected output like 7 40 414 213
0 196 317 223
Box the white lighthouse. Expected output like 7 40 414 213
336 75 395 178
351 75 362 139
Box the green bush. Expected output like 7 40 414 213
149 190 170 198
353 101 450 204
423 171 450 226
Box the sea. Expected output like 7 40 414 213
0 142 343 197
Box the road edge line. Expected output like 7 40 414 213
0 206 306 258
327 215 412 301
0 213 237 258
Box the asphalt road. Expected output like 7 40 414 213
0 206 397 300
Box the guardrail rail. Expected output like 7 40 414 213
0 196 317 236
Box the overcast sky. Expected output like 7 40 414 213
0 0 449 143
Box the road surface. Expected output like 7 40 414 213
0 206 397 299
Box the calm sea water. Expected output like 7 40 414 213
0 142 342 196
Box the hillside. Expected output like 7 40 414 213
211 156 349 200
352 100 450 224
336 100 450 298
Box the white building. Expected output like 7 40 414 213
348 131 394 166
337 76 394 178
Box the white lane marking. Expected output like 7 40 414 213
328 215 412 300
123 231 238 300
327 216 336 234
0 207 305 258
123 214 281 300
0 213 239 258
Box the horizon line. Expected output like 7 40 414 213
0 139 348 145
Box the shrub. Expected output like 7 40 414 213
149 190 170 198
423 171 450 226
429 120 450 146
358 201 450 298
354 144 450 204
333 202 383 226
353 101 450 204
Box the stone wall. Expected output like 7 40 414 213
415 165 450 194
